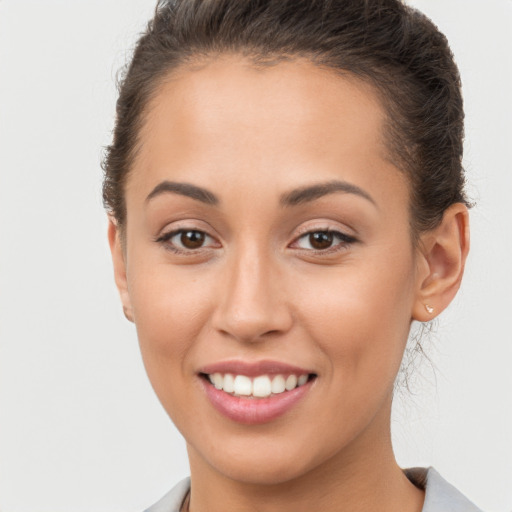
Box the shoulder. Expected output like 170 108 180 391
143 477 190 512
405 467 483 512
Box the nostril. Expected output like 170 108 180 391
215 320 291 344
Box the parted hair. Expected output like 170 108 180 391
102 0 468 236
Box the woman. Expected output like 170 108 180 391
103 1 480 511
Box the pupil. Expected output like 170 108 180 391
181 230 205 249
310 231 333 249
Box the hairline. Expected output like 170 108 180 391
116 51 422 246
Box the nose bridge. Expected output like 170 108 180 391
213 240 291 342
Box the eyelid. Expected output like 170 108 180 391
155 218 217 242
155 224 222 254
293 229 356 244
156 228 215 244
288 225 358 253
291 220 357 240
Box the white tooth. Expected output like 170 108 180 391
298 374 308 386
233 375 252 396
285 374 298 391
223 373 235 393
212 373 223 390
252 375 272 398
271 375 286 394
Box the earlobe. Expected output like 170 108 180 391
107 217 134 323
412 203 470 322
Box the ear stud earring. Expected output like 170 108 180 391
425 304 434 314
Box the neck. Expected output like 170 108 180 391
185 401 424 512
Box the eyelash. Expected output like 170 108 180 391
155 228 357 255
155 229 219 255
291 229 357 254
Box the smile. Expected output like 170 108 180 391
206 373 310 398
199 361 317 424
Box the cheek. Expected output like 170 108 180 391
295 253 415 385
126 259 214 395
126 264 223 436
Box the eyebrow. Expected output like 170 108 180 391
280 180 377 207
145 179 376 209
146 181 219 206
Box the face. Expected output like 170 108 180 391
113 58 425 485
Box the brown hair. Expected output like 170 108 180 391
102 0 469 236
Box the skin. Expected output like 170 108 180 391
109 57 469 512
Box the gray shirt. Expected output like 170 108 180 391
144 467 483 512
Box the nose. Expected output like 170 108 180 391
211 245 293 343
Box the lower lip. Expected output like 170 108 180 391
201 377 313 425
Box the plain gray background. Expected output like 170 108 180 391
0 1 511 511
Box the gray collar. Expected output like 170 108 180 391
405 467 483 512
145 467 483 512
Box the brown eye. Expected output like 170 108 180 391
180 230 205 249
293 229 357 252
309 231 334 249
157 228 219 253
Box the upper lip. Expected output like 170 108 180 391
199 360 315 377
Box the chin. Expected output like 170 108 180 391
186 424 350 487
208 451 319 486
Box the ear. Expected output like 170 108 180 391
412 203 470 322
107 217 134 323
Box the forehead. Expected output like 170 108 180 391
128 56 402 204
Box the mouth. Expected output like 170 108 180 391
201 372 315 398
198 361 317 424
